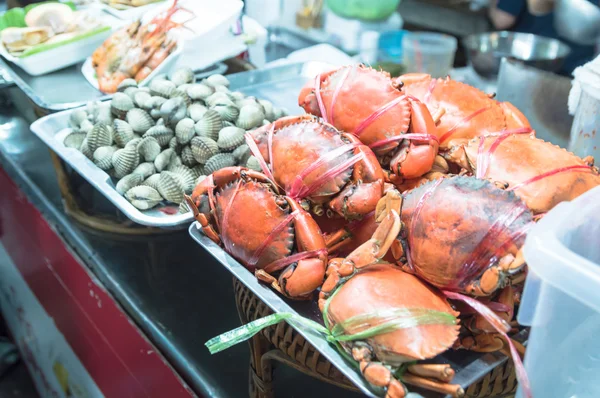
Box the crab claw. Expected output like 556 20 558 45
390 99 440 180
298 68 337 117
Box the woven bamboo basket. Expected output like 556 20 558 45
233 278 518 398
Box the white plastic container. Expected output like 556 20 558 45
402 32 457 77
519 186 600 398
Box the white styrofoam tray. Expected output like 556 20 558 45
0 9 124 76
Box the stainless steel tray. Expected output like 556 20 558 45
0 58 228 113
188 223 528 398
29 61 336 228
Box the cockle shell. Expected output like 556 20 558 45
194 109 222 140
187 84 213 101
213 85 230 94
190 136 219 164
69 109 87 128
112 145 140 179
157 171 184 203
232 144 251 165
205 74 230 88
167 155 182 171
205 92 232 108
126 137 142 149
222 121 235 127
80 139 93 159
170 67 195 86
113 119 135 147
217 126 245 152
78 119 94 134
188 103 207 122
204 153 236 175
169 88 192 108
175 118 195 145
63 132 86 149
134 91 152 109
93 146 117 170
126 109 154 134
178 200 190 214
142 173 161 190
86 101 100 121
150 79 176 98
213 104 239 123
236 105 265 130
133 162 156 179
111 93 134 119
246 155 262 172
137 136 161 162
192 164 204 177
87 123 113 153
154 148 175 172
160 97 187 126
143 125 174 147
151 109 162 119
237 97 261 109
117 78 137 93
171 165 196 194
96 103 114 125
147 96 167 110
178 83 192 93
273 107 288 119
230 91 245 102
125 185 163 210
262 119 270 126
124 87 139 99
259 99 275 121
153 73 168 81
116 173 143 195
181 145 197 167
169 136 183 154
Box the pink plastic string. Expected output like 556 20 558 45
443 291 532 398
507 165 594 192
263 248 327 274
438 106 491 144
454 203 528 288
476 128 533 178
267 124 275 177
205 174 220 231
353 95 408 137
314 74 328 122
329 66 353 125
368 133 439 150
287 143 359 198
423 78 438 104
247 209 300 268
245 132 275 183
290 153 365 200
220 180 242 254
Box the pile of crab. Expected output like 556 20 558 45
189 65 600 398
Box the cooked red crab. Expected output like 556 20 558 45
298 65 441 182
186 167 327 299
246 115 386 220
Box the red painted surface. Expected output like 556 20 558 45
0 168 195 398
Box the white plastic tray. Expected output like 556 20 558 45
0 9 123 76
98 1 166 20
30 62 335 228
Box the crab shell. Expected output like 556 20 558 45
400 176 533 295
446 133 600 214
399 74 530 149
248 115 385 220
189 167 327 298
326 264 459 363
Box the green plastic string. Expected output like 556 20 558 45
206 303 456 355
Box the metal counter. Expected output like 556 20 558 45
0 87 363 397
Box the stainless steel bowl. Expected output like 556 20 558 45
463 31 571 79
555 0 600 45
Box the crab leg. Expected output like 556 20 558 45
390 99 440 180
402 373 464 397
407 364 454 383
256 198 327 299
